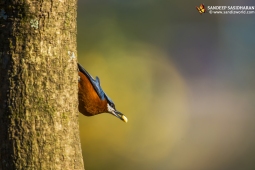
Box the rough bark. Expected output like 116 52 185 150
0 0 84 169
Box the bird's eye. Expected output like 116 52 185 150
110 103 115 108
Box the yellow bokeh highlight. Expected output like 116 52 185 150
79 42 189 168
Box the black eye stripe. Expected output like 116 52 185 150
110 103 115 108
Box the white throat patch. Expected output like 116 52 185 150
107 103 115 113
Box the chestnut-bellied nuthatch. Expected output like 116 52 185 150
78 63 128 123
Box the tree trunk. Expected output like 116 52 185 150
0 0 84 169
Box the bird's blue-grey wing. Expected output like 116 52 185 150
78 63 105 100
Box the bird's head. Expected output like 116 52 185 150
105 97 128 123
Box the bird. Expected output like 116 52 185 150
78 63 128 123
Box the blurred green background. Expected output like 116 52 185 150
77 0 255 170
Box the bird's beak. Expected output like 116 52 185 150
110 110 128 123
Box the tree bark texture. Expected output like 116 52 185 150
0 0 84 169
